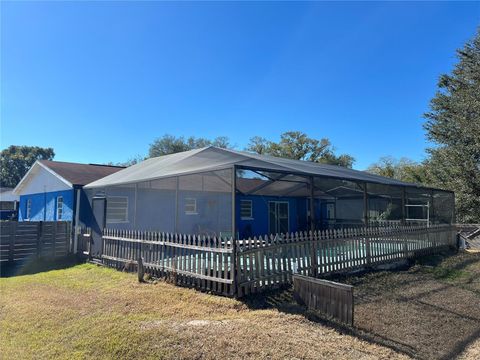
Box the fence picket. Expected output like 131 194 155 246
98 224 456 297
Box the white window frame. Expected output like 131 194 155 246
26 198 32 220
185 198 197 215
268 201 290 234
56 196 64 220
106 196 129 223
240 199 253 220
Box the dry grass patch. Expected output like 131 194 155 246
1 263 406 360
337 251 480 360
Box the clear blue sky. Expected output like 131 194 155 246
1 2 479 169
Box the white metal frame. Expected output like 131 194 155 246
26 198 32 220
56 196 64 220
240 199 253 220
268 201 290 234
106 196 129 223
185 197 198 215
405 201 430 227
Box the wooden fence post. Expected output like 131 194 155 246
365 230 371 267
310 231 318 277
138 256 144 282
161 233 166 276
230 237 237 297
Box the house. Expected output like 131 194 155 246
13 160 124 226
83 146 455 255
0 187 19 220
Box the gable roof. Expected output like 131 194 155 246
38 160 125 186
84 146 439 190
13 160 124 195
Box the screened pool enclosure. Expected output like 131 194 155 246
83 147 455 244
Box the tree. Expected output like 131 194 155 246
246 136 270 155
245 131 355 168
423 29 480 223
149 135 231 158
0 145 55 188
366 156 429 184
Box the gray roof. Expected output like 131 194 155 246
85 146 431 189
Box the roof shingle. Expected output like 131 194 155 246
39 160 124 186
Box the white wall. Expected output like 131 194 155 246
17 165 71 195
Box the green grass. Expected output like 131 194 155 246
0 263 406 360
413 251 480 286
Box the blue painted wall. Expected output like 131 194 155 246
236 194 311 239
18 189 74 221
236 195 334 238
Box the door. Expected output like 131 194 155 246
91 197 106 258
268 201 289 234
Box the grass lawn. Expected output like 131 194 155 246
1 261 406 360
1 251 479 359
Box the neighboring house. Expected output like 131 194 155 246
83 146 455 256
0 187 19 220
13 161 124 225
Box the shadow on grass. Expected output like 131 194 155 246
241 251 480 360
242 286 419 358
0 255 84 278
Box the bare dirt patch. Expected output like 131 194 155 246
244 251 480 360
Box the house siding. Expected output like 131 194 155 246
18 190 74 221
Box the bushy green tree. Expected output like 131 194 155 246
0 145 55 188
245 131 355 168
423 29 480 223
149 135 231 158
367 157 429 184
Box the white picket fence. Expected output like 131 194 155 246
98 224 457 297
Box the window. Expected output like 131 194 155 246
56 196 63 220
26 199 32 220
106 196 128 223
185 198 197 215
240 200 253 219
0 201 15 210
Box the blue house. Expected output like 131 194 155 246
13 160 124 225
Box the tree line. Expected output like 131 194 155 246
1 29 478 222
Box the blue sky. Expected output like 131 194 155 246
1 2 479 169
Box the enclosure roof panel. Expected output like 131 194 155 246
84 146 440 190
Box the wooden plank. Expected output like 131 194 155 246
293 274 354 326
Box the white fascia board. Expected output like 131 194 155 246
12 161 40 195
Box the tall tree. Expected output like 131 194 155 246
367 156 429 184
423 29 480 223
246 136 270 155
245 131 355 168
149 135 231 158
0 145 55 188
